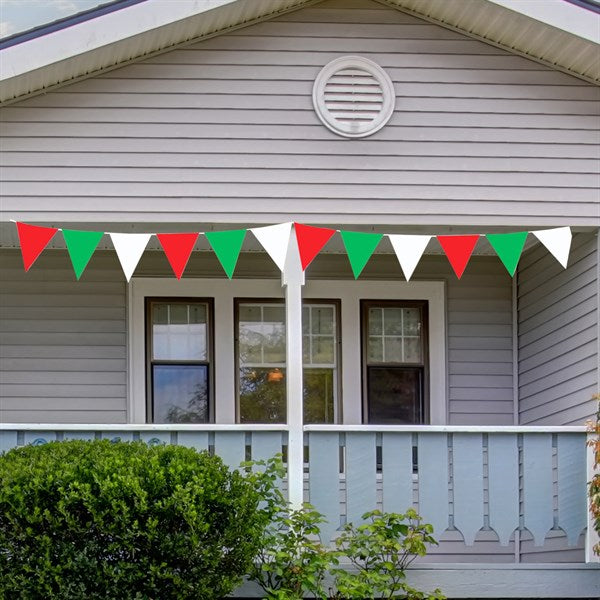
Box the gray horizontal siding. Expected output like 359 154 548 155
0 0 598 227
518 233 599 425
0 251 127 424
0 248 514 426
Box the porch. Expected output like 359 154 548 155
0 422 597 597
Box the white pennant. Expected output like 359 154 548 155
531 227 572 268
110 233 151 281
250 222 293 272
388 234 431 281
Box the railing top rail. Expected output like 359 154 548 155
0 424 589 433
303 424 588 433
0 423 290 432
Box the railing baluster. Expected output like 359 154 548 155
177 431 209 452
381 432 413 513
522 433 553 546
63 431 95 441
139 431 170 446
557 433 587 546
488 433 519 546
308 432 341 544
346 432 377 526
214 431 245 470
24 431 57 446
417 433 449 538
453 433 484 546
0 431 19 452
251 431 283 465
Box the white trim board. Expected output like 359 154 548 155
129 278 446 426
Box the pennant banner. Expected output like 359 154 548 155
157 233 199 280
62 229 104 280
340 230 383 279
294 223 336 271
532 227 572 269
16 222 58 271
110 233 151 282
437 235 479 279
251 222 292 272
388 234 431 281
486 232 528 276
12 222 573 281
205 229 246 279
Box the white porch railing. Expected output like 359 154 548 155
0 423 593 563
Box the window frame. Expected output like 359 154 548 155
234 297 342 424
145 297 215 423
360 299 430 425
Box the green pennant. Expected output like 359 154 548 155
486 231 528 276
340 230 383 279
62 229 104 280
205 229 247 279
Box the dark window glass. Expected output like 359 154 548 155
363 301 427 424
147 300 211 423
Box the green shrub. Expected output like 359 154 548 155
0 440 269 599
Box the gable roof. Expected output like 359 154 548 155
0 0 598 105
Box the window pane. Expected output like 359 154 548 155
383 308 403 335
403 308 420 336
368 336 383 362
384 336 403 362
239 367 286 423
152 302 207 361
311 307 333 335
304 368 334 424
153 365 208 423
404 337 422 363
368 308 382 335
367 367 422 424
312 336 334 365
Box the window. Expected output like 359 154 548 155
146 299 213 423
362 301 428 424
236 300 340 424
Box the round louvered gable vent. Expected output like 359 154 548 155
313 56 395 138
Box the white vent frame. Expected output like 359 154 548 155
312 56 396 139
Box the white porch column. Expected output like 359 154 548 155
282 228 305 509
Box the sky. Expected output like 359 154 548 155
0 0 108 39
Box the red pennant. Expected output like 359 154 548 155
294 223 336 270
156 233 199 279
437 235 479 279
16 222 58 271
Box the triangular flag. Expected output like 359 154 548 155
388 234 431 281
156 233 199 279
110 233 151 281
15 222 58 271
486 232 528 276
250 222 292 272
294 223 336 271
531 227 572 268
62 229 104 280
340 230 383 279
437 235 479 279
205 229 247 279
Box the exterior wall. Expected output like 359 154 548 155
517 232 599 425
0 0 599 228
0 248 514 425
0 249 127 423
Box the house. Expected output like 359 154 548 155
0 0 599 596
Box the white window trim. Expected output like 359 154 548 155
128 278 447 426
